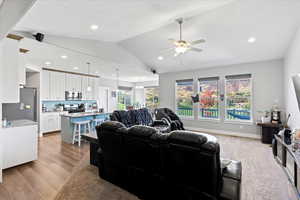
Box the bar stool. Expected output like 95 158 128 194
92 118 104 133
72 120 91 147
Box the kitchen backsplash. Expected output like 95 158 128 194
42 100 97 112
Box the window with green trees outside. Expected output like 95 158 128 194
176 79 193 118
145 87 159 110
225 74 252 122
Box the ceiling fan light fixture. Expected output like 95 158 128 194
175 46 188 54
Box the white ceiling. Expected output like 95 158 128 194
120 0 300 73
15 0 234 42
14 0 300 80
20 37 158 82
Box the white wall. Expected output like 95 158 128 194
159 59 284 137
284 27 300 130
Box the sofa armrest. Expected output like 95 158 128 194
220 160 242 200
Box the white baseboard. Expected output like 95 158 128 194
185 126 260 140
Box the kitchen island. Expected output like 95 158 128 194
60 112 110 144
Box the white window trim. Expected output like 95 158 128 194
197 78 221 121
224 77 253 124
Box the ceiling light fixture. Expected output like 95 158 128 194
45 61 51 65
73 67 79 70
175 46 188 54
248 37 256 43
95 71 99 74
61 55 68 59
90 24 99 30
157 56 164 60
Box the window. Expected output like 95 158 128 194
145 87 159 110
198 77 219 119
117 86 132 110
176 79 193 118
225 74 252 122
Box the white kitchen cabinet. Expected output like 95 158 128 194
66 74 82 92
50 71 65 100
0 125 38 169
41 70 51 100
19 53 26 86
41 112 67 134
0 38 20 103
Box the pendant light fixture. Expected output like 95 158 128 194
87 62 92 92
116 68 120 90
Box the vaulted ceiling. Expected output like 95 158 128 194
14 0 300 81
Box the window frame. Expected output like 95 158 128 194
197 77 221 121
224 76 253 124
175 79 194 120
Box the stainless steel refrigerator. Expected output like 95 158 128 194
2 88 37 121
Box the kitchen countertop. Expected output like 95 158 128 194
2 119 38 129
61 112 110 118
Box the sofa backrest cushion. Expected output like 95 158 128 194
168 131 208 148
124 125 161 172
163 131 221 199
127 125 157 138
97 121 127 165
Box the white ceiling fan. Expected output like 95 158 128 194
168 18 205 56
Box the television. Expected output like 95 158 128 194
292 75 300 110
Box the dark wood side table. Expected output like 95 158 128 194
257 122 282 144
82 133 99 166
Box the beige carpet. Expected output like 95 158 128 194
54 135 297 200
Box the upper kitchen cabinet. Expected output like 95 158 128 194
18 53 26 86
0 38 21 103
50 71 65 100
66 74 82 92
41 70 50 100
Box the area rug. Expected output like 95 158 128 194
54 153 139 200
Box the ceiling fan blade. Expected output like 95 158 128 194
190 47 203 52
190 39 205 45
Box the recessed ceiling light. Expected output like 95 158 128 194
61 55 68 59
45 61 51 65
248 37 256 43
157 56 164 60
95 71 99 74
73 67 79 70
90 24 99 30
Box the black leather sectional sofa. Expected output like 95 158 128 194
96 121 242 200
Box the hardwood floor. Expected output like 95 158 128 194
0 133 89 200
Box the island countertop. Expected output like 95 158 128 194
61 112 111 118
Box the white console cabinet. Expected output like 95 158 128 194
0 124 38 169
